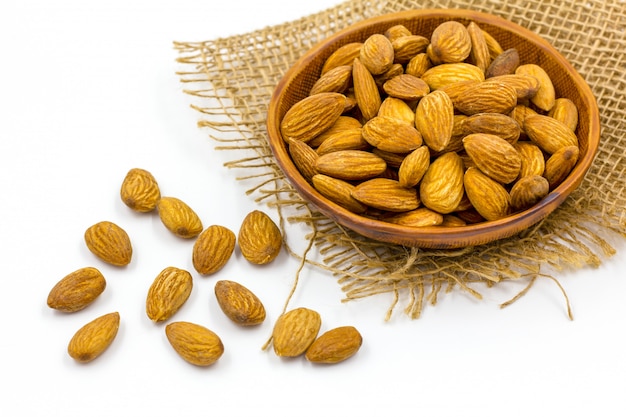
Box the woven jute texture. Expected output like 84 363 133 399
175 0 626 319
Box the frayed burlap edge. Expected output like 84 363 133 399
174 0 626 320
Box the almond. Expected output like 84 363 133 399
352 178 420 212
510 175 550 210
482 29 504 60
515 63 556 111
415 90 454 152
430 21 472 64
288 139 319 181
405 52 432 78
391 35 429 63
524 114 579 154
321 42 362 75
419 152 465 214
360 33 395 75
377 96 415 125
165 321 224 366
485 48 519 78
384 24 412 42
421 62 485 90
47 267 106 313
543 145 580 189
398 145 430 188
120 168 161 213
462 112 521 144
67 312 120 363
315 128 368 156
382 73 430 101
454 79 518 115
362 115 423 153
514 141 546 178
311 174 368 214
463 133 522 184
280 92 346 143
464 167 511 221
548 98 579 132
309 65 353 96
146 266 193 322
214 280 266 326
238 210 282 265
84 220 132 266
308 115 362 148
272 307 322 357
157 196 203 239
467 22 491 72
383 207 444 227
315 150 387 181
305 326 363 364
352 57 382 121
489 73 540 101
192 225 236 276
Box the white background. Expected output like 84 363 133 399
1 1 625 415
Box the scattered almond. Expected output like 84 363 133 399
47 267 106 313
146 266 193 322
305 326 363 364
84 220 132 266
165 321 224 366
120 168 161 212
67 312 120 363
192 225 236 276
238 210 282 265
214 280 266 326
157 196 203 239
272 307 322 357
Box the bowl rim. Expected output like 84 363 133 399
267 8 601 249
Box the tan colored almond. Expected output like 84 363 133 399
514 141 546 178
312 174 368 214
398 145 430 188
321 42 362 75
454 79 518 115
421 62 485 90
237 210 282 265
464 167 511 221
305 326 363 364
360 33 395 75
524 114 579 154
391 35 429 63
308 116 362 148
509 104 538 136
415 90 454 152
280 92 346 143
47 267 106 313
352 178 420 212
315 128 368 156
544 145 580 189
378 97 415 125
84 220 132 266
419 152 465 214
382 73 430 101
120 168 161 213
405 53 432 78
463 133 522 184
384 24 412 42
165 321 224 366
192 225 236 276
352 57 382 121
384 207 444 227
315 150 387 181
309 65 352 96
548 98 579 132
482 29 504 60
157 196 203 239
68 312 120 363
374 63 404 89
467 22 491 72
430 21 472 64
489 73 540 101
510 175 550 211
440 214 467 227
362 116 423 153
372 148 408 168
272 307 322 357
462 112 521 144
214 280 266 326
485 48 520 78
146 266 193 322
515 64 556 111
288 139 319 182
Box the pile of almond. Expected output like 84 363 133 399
282 20 580 226
46 168 362 366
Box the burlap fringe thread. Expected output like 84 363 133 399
174 0 626 320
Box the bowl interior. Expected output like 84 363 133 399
267 9 600 249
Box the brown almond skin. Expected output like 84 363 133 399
463 133 522 184
120 168 161 213
419 152 465 214
214 280 266 326
352 57 382 121
305 326 363 364
84 221 132 266
485 48 520 78
165 321 224 367
312 174 368 214
510 175 550 211
464 167 511 221
157 197 203 239
360 33 395 75
524 114 579 155
321 42 362 75
315 150 387 181
544 145 580 189
272 307 322 357
430 21 472 64
68 312 120 363
47 267 106 313
352 178 420 212
238 210 282 265
146 267 193 322
192 225 236 276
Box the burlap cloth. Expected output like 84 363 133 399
175 0 626 320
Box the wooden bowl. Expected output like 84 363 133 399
266 9 600 249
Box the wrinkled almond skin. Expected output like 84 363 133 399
419 152 465 214
352 57 382 121
485 48 520 78
352 178 420 212
454 79 518 115
146 266 193 322
288 139 319 181
238 210 282 265
514 141 546 178
463 133 521 184
405 52 432 78
415 90 454 152
315 150 387 181
362 115 423 153
430 21 472 64
360 33 395 75
462 112 521 144
308 116 362 148
391 35 429 63
489 74 540 101
510 175 550 211
544 145 580 189
214 280 266 326
157 197 203 239
84 221 132 266
382 73 430 101
398 145 430 188
515 63 556 111
192 225 236 276
315 128 368 156
524 114 579 154
377 97 415 125
272 307 322 357
67 312 120 363
384 207 444 227
312 174 368 214
467 22 490 72
309 65 353 96
305 326 363 364
280 92 346 143
464 167 511 221
421 62 485 90
120 168 161 213
47 267 106 313
165 321 224 366
321 42 362 75
548 98 579 132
